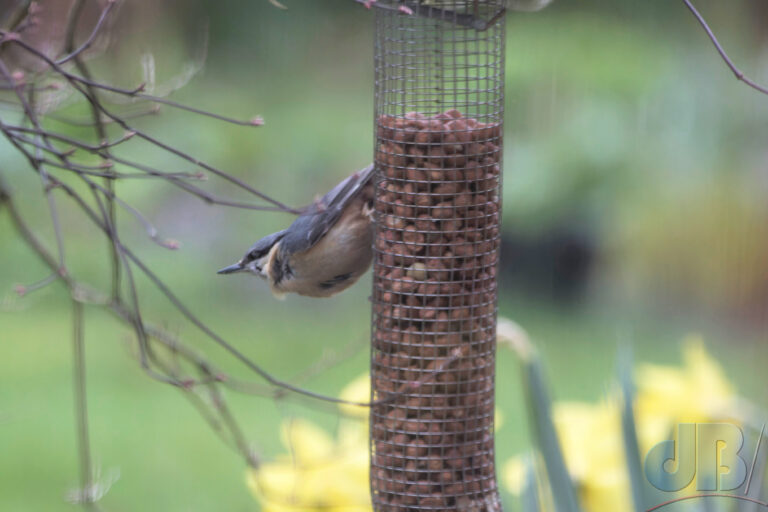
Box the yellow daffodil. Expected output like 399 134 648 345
503 457 526 495
635 335 736 449
503 336 739 512
246 376 374 512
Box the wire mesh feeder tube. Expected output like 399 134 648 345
370 2 505 511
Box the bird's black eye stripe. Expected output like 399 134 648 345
246 249 266 263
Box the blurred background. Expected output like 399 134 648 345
1 0 767 510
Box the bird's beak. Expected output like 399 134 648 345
217 262 244 275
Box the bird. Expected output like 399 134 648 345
217 164 375 298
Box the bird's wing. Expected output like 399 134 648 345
279 164 374 255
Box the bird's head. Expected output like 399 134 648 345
217 230 286 281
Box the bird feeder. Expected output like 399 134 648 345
370 1 506 510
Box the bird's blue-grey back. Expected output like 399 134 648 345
279 164 374 256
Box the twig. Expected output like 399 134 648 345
682 0 768 96
27 89 67 276
30 157 203 180
1 42 303 215
6 35 294 209
1 0 33 35
3 123 136 151
59 72 266 127
2 130 177 386
45 104 161 127
3 35 299 213
64 0 121 302
2 32 267 127
15 271 59 297
0 178 73 288
92 185 183 386
57 0 117 65
82 176 180 250
71 299 94 506
199 366 260 468
0 62 68 280
101 155 295 211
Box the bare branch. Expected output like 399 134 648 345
2 32 267 127
57 0 118 65
199 366 261 468
71 299 95 506
3 123 136 150
83 177 180 250
27 93 67 278
2 35 298 212
102 154 294 211
15 271 59 297
64 0 121 302
62 72 266 127
0 64 69 279
45 104 161 127
1 1 35 35
0 177 71 286
682 0 768 96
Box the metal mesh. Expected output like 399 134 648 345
370 2 505 511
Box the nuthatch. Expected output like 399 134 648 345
217 164 375 298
